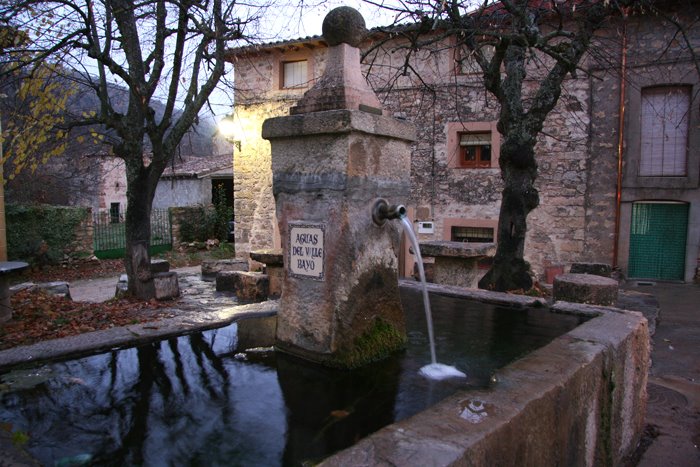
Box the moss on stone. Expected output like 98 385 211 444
332 318 406 369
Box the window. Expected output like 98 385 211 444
459 133 492 168
282 60 308 89
639 86 690 177
451 226 494 243
448 221 496 270
110 203 120 224
446 122 499 169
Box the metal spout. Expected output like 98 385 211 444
372 198 407 226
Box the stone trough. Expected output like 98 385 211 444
0 279 650 466
321 281 650 466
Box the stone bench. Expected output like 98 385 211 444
417 241 496 288
250 249 283 298
553 273 618 306
201 259 248 280
216 271 269 302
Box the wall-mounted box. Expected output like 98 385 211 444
418 221 434 234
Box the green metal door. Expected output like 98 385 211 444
628 202 688 280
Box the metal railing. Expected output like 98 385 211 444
93 208 172 259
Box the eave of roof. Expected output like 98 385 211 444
160 155 233 179
225 36 327 59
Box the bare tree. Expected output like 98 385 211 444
0 0 265 298
367 0 692 291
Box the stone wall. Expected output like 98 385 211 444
72 208 94 257
231 44 330 258
229 10 699 281
586 11 700 281
97 157 128 214
231 32 594 279
153 178 211 210
229 101 293 257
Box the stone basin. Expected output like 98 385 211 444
322 280 650 466
0 282 649 465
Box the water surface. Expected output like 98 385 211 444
0 289 586 466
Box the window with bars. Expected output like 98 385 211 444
281 60 308 89
451 226 494 243
639 86 690 177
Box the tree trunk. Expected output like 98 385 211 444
479 136 539 291
124 163 156 300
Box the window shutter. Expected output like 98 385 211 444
459 133 491 146
283 61 308 89
640 86 689 176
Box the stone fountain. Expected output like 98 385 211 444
262 7 416 368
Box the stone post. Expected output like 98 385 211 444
262 7 415 368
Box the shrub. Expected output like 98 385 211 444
6 204 90 264
176 186 232 243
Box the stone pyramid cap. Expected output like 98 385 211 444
290 6 383 115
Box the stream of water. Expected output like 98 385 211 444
400 217 466 380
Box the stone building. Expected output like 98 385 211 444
152 154 234 210
224 6 699 283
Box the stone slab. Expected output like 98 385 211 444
0 301 278 371
553 273 619 306
266 266 284 298
37 281 71 299
415 242 495 288
262 109 416 142
418 241 496 259
201 259 248 279
216 270 238 292
249 249 284 266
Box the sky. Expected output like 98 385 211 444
208 0 401 122
264 0 400 39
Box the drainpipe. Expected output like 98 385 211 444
0 108 6 262
613 11 628 269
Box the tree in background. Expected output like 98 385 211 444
370 0 697 291
0 0 266 298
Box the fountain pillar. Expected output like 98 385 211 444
262 7 415 368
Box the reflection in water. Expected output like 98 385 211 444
0 291 586 466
